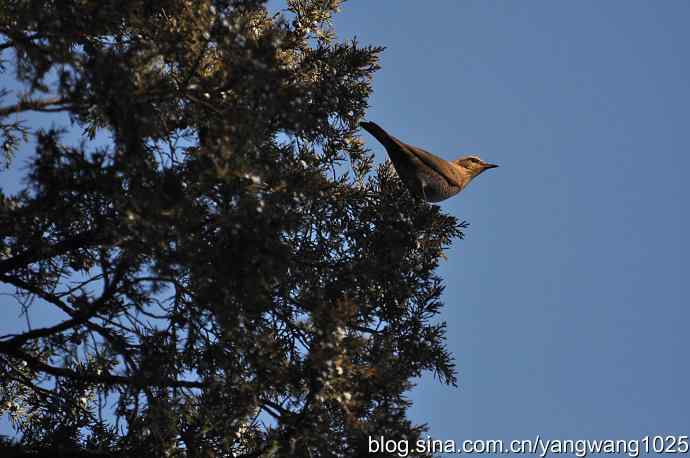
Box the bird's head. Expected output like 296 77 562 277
454 155 498 178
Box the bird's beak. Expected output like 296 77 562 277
483 163 499 170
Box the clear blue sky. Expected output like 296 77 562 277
335 0 690 446
3 0 690 449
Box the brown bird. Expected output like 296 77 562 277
360 121 498 202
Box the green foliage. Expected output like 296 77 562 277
0 1 466 456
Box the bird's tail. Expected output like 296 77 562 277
359 121 397 149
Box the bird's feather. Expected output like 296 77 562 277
360 121 466 188
399 142 467 188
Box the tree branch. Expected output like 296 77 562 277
0 314 88 348
0 261 123 348
0 97 69 117
0 230 106 275
0 344 205 390
0 273 76 316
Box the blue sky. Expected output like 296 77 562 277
3 0 690 450
335 0 690 446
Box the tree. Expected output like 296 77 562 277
0 1 465 456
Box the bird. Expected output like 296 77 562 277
359 121 498 202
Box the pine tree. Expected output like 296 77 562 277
0 1 465 456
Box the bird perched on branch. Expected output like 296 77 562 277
360 121 498 202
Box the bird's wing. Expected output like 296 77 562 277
402 143 466 188
359 121 466 188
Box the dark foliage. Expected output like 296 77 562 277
0 1 466 456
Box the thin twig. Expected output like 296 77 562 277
0 97 69 117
